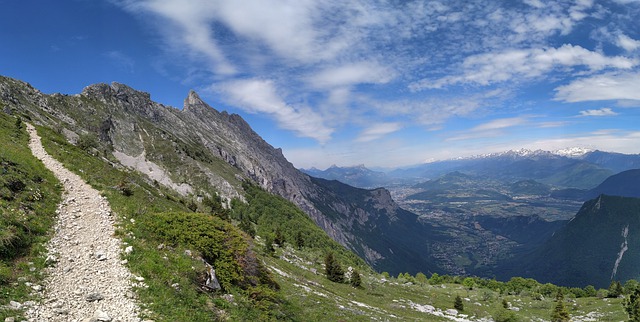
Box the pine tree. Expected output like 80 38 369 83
350 269 362 288
273 227 285 247
454 295 464 311
551 291 570 322
625 287 640 322
295 231 304 249
324 252 344 283
609 281 624 298
263 234 275 256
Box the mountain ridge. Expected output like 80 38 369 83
0 75 435 275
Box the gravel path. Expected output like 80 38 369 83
25 123 143 322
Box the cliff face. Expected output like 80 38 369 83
0 76 435 273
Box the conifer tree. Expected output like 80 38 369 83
625 287 640 322
609 281 624 298
263 234 275 256
454 295 464 311
274 227 285 247
324 252 344 283
551 291 570 322
350 269 362 288
295 231 304 249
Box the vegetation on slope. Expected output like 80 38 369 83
0 113 61 320
0 110 632 321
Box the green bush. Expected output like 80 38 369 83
137 211 277 291
76 133 99 151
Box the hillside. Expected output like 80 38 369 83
584 169 640 200
1 77 636 320
515 195 640 288
0 76 431 276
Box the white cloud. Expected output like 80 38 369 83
413 44 637 89
470 117 528 131
355 123 402 142
578 107 618 116
118 0 236 75
446 117 529 141
617 34 640 51
308 62 395 89
216 79 333 143
554 71 640 102
104 50 134 73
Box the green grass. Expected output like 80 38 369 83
37 124 295 321
0 114 61 320
262 244 629 321
24 120 632 321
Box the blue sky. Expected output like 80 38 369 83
2 0 640 169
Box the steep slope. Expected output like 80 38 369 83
516 195 640 288
584 169 640 200
0 76 434 275
309 178 440 274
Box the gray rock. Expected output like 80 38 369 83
445 309 458 315
86 292 104 302
203 262 221 291
8 301 21 310
93 310 112 322
5 317 15 322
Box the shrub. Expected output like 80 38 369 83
494 309 519 322
625 287 640 322
77 133 99 151
138 212 277 291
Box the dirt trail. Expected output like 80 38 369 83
25 123 143 322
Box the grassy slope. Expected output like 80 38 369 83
12 120 627 321
0 113 61 320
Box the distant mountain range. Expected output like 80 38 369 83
301 164 389 189
309 148 640 190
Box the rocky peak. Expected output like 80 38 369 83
184 90 208 110
82 82 152 107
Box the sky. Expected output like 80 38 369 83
1 0 640 169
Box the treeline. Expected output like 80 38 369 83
229 182 366 268
380 271 640 299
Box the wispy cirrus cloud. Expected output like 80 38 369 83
578 107 618 116
104 50 135 73
446 117 530 141
355 122 402 143
215 78 333 143
412 44 636 90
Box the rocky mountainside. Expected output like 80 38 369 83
0 76 433 274
512 195 640 288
